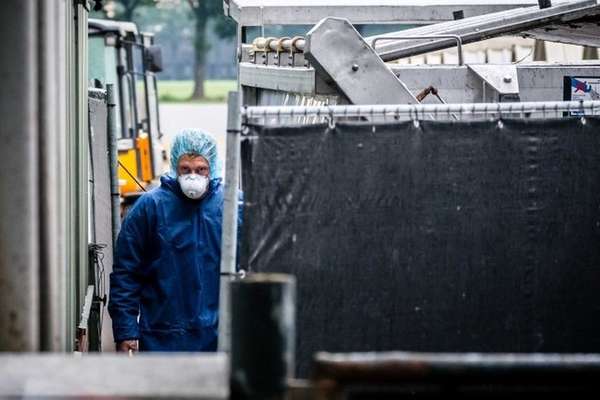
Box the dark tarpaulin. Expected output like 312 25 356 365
241 118 600 377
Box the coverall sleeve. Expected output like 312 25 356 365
108 195 153 342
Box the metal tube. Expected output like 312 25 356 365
75 2 90 343
279 37 305 52
230 274 296 400
242 100 600 119
293 38 305 52
372 35 464 65
254 36 306 53
107 84 121 250
39 0 67 351
218 91 242 352
55 0 69 353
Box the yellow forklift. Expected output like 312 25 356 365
88 19 167 208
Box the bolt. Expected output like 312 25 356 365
503 75 512 83
352 64 359 72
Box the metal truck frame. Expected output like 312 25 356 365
218 0 600 352
228 0 600 112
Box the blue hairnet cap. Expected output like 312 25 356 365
170 129 221 179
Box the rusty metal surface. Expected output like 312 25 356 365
314 352 600 383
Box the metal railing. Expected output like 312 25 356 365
242 100 600 123
372 35 464 65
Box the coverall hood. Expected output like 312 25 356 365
169 129 221 179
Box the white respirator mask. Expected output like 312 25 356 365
177 174 209 200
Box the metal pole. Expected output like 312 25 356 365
39 0 67 351
218 91 242 352
107 84 121 249
75 1 90 335
230 274 296 400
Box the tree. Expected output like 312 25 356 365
95 0 156 21
96 0 235 99
187 0 235 99
120 0 150 20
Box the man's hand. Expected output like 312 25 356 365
117 339 139 353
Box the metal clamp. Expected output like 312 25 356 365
221 270 247 279
372 35 464 66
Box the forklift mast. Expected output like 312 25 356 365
88 19 166 203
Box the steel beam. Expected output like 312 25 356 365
225 0 540 26
240 64 317 94
524 19 600 47
305 18 418 105
367 0 600 61
237 61 600 106
387 63 600 104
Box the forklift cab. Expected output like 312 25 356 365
88 19 167 205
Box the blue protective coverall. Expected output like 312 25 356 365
108 174 237 351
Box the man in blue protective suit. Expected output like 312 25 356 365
108 129 239 352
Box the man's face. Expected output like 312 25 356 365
177 155 210 177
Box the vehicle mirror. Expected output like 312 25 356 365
145 45 163 73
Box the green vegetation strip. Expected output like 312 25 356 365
158 80 236 103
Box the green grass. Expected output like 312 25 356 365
158 80 236 103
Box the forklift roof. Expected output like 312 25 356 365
224 0 540 26
88 18 139 37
